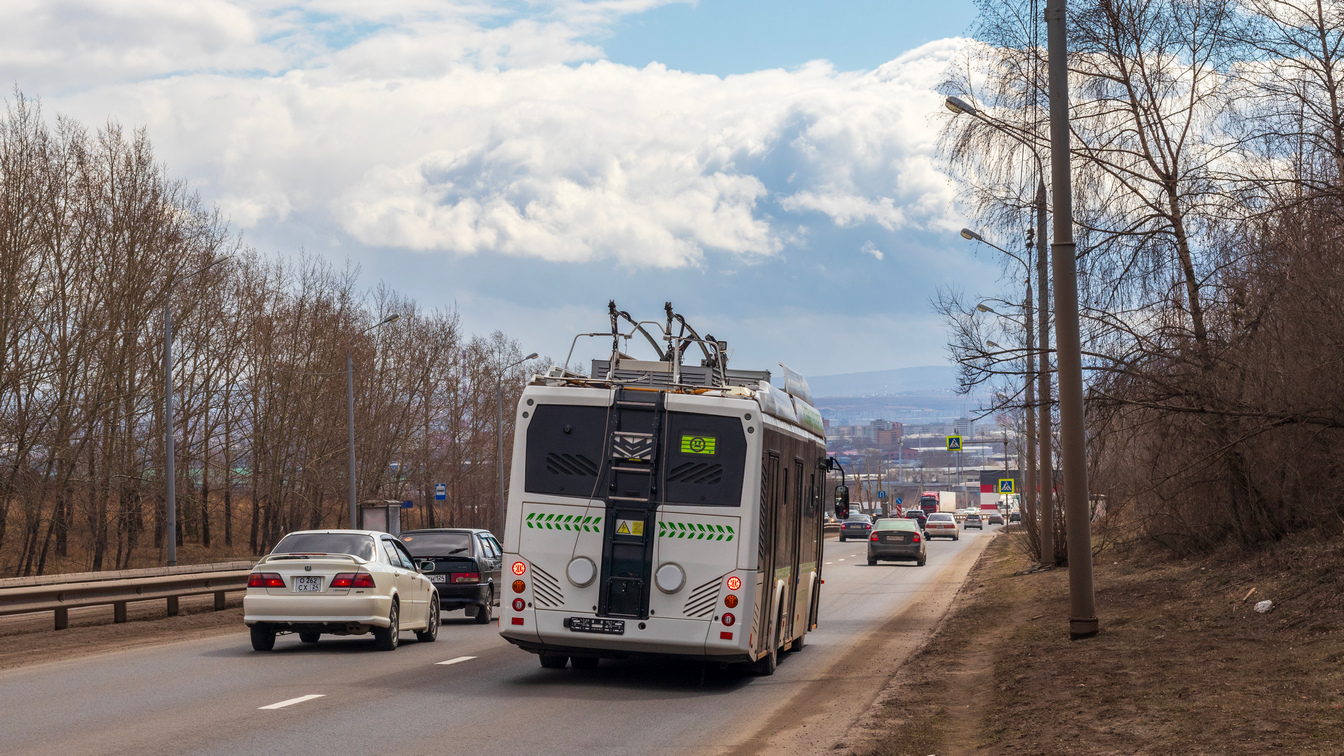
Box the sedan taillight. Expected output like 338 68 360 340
351 573 375 588
247 573 284 588
331 573 356 588
451 572 481 584
912 533 921 543
870 533 879 541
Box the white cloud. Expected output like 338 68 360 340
861 241 884 260
20 2 961 269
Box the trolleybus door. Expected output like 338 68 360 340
788 458 806 642
757 452 780 656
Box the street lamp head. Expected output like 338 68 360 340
380 313 400 326
945 95 977 116
960 228 982 241
976 303 995 314
987 340 1002 349
525 352 539 360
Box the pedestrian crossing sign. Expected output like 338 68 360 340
998 479 1015 494
946 435 963 452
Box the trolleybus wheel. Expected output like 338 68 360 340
539 653 569 669
791 631 806 652
571 656 600 670
753 612 782 676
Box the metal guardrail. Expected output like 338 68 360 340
0 561 256 631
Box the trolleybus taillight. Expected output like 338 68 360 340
512 579 526 593
511 561 527 576
512 598 525 611
724 594 738 608
722 613 736 627
726 576 741 591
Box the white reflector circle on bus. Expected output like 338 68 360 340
566 557 596 587
655 563 685 593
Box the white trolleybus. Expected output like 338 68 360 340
499 303 844 675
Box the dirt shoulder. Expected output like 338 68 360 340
841 529 1344 756
0 594 245 672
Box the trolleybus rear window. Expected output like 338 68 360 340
525 404 609 497
523 404 746 506
661 412 745 507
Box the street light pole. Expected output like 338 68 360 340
164 256 229 567
1046 0 1098 639
497 352 538 531
948 96 1054 564
348 313 400 529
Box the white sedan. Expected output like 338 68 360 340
244 529 440 651
924 512 961 540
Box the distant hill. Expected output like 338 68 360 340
807 366 958 397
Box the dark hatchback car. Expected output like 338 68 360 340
838 514 873 542
867 518 926 566
904 510 928 530
401 529 503 624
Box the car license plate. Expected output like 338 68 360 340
293 576 322 592
566 617 625 635
429 574 446 584
886 534 907 543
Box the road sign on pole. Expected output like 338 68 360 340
895 497 903 506
877 490 886 499
998 479 1015 494
946 435 963 452
434 483 446 501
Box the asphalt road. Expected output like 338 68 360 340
0 524 1000 756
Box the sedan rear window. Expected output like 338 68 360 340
271 533 376 561
874 519 917 531
401 532 473 558
928 513 954 521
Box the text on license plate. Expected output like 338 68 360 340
429 575 446 583
566 617 625 634
293 576 322 592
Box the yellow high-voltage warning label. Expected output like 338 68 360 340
680 435 717 455
616 519 644 536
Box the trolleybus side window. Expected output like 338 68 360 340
661 411 747 506
524 404 608 497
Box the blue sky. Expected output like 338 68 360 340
601 0 979 75
4 0 1004 380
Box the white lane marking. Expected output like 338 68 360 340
437 656 477 666
824 562 833 565
838 558 846 562
259 694 324 710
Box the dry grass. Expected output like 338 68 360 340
848 531 1344 755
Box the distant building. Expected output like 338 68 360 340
954 417 974 437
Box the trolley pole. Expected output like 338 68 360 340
1045 0 1098 639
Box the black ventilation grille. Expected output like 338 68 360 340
666 462 723 485
532 564 564 607
683 577 721 618
545 452 599 477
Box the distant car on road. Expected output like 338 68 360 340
964 513 984 530
904 509 927 530
401 528 503 624
839 514 873 542
1008 511 1022 523
867 518 926 566
988 513 1005 525
925 512 960 540
244 529 439 652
